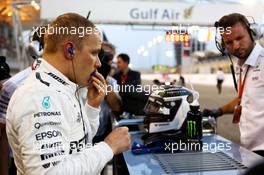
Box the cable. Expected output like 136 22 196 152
227 54 238 92
71 59 86 137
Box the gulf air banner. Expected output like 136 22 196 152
41 0 264 25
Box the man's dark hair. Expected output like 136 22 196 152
218 13 250 30
118 53 130 64
100 51 114 63
218 13 255 41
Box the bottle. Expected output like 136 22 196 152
186 102 202 141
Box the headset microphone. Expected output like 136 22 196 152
214 20 238 92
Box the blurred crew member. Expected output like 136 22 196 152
93 42 122 143
114 53 141 86
216 67 225 94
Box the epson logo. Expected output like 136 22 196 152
47 72 69 85
34 111 61 118
40 150 65 161
35 130 62 141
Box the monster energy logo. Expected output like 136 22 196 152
187 120 197 138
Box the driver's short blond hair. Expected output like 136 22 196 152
44 13 97 53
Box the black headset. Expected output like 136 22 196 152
214 15 256 55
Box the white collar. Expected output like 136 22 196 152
37 58 77 91
244 43 263 67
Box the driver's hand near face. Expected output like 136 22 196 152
87 71 107 108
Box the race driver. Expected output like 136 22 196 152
6 13 131 175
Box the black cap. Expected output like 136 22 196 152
0 56 11 81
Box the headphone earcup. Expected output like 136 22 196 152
247 22 257 41
68 47 73 56
250 28 257 38
67 47 74 60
